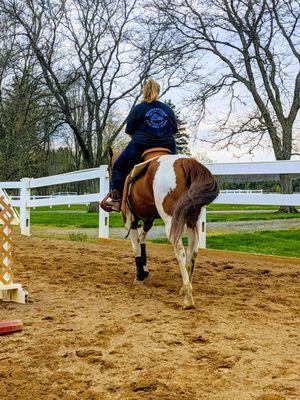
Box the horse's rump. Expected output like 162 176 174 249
123 155 218 240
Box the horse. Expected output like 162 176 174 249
107 148 219 309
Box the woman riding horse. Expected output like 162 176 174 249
105 79 178 211
103 80 219 309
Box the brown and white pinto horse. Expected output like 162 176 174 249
108 148 219 308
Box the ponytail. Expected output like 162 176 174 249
142 79 160 103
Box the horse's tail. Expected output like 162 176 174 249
169 158 219 245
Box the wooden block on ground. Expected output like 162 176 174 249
0 284 28 304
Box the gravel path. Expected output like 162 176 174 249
31 218 300 239
110 218 300 238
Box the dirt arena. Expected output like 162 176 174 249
1 236 300 400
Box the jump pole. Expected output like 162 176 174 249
0 196 27 304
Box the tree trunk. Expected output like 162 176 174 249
88 202 100 213
277 174 299 213
87 180 101 213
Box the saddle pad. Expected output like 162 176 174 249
121 156 160 218
130 158 157 180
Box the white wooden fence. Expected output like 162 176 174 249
0 166 110 238
0 160 299 246
198 159 300 248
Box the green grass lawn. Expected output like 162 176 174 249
30 203 298 212
207 204 281 211
27 204 88 212
28 205 300 258
206 212 300 223
151 229 300 258
31 211 100 228
30 210 300 228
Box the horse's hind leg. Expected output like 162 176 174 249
179 216 202 294
138 219 153 277
178 226 199 296
165 217 195 309
186 225 200 283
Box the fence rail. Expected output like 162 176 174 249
29 167 103 188
207 159 300 175
216 193 299 206
0 182 23 189
0 159 299 245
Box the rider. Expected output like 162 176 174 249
105 79 178 211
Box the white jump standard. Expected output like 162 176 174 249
0 196 27 304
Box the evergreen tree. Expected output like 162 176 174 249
165 100 190 155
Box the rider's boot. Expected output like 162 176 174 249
105 189 121 212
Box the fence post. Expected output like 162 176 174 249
20 178 31 236
199 206 206 249
98 165 109 238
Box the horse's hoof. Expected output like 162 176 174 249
143 270 149 279
135 270 149 282
133 278 146 285
183 296 196 309
183 303 196 310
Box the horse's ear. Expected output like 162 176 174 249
108 146 114 159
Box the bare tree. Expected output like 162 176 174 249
1 0 186 168
156 0 300 211
0 11 16 120
0 47 62 180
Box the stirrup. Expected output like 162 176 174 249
105 199 121 212
100 193 121 212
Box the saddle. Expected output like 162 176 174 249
121 147 172 216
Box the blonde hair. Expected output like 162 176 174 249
142 79 160 103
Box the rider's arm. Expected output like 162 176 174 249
171 109 178 134
125 106 138 136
